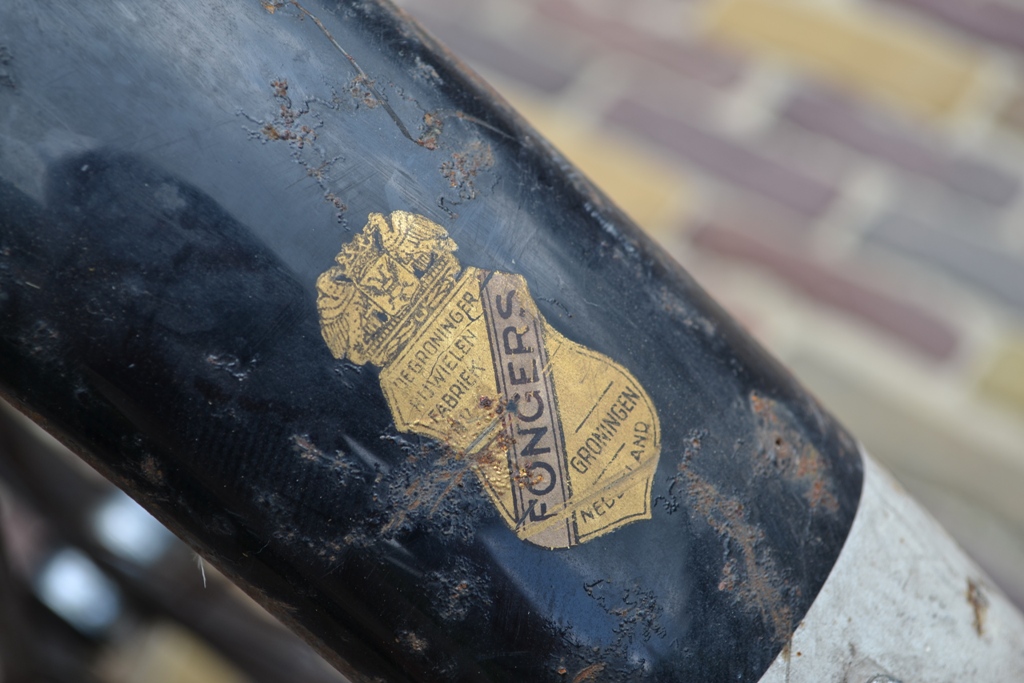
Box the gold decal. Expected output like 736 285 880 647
317 211 661 549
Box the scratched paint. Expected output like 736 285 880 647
756 452 1024 682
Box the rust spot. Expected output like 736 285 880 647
572 662 606 683
967 579 988 636
427 557 491 622
375 400 512 541
397 630 429 654
750 392 838 512
672 430 793 643
323 191 347 213
254 80 316 149
440 141 494 201
348 74 380 109
583 579 665 646
244 79 351 220
291 434 320 461
717 557 737 592
417 111 444 150
261 124 284 141
261 0 284 12
280 0 419 146
513 465 546 491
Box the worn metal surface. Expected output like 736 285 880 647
0 2 862 681
758 451 1024 682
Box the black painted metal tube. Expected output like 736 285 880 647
1 2 1016 682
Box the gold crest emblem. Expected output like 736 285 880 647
317 211 661 549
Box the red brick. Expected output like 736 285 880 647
867 214 1024 314
607 100 838 216
783 88 1019 206
885 0 1024 53
535 0 746 87
690 223 960 360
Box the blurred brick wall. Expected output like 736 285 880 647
394 0 1024 606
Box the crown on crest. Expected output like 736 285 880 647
316 211 460 366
